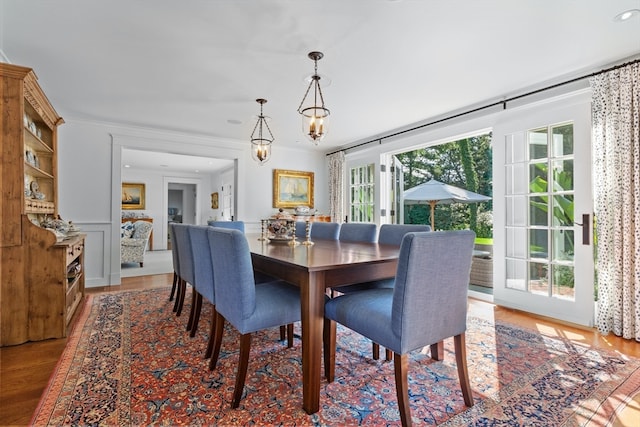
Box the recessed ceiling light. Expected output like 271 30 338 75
124 164 131 168
614 9 640 22
227 119 242 125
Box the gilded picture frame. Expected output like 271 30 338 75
122 182 145 210
273 169 314 209
211 192 219 209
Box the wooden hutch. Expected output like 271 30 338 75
0 63 85 346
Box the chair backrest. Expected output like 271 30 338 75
187 225 215 303
207 227 256 324
172 224 195 285
132 221 153 239
339 223 378 243
168 223 180 275
295 221 308 239
309 222 341 240
378 224 431 246
207 220 245 233
392 230 475 353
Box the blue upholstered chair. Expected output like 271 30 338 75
172 224 194 318
207 227 301 408
186 225 217 356
207 220 245 232
338 222 377 243
295 221 308 239
168 223 180 307
309 221 341 240
336 224 432 360
324 230 476 427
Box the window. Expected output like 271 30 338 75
349 164 375 222
505 122 575 301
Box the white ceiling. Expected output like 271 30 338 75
2 0 639 165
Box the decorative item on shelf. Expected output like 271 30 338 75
250 98 274 165
297 51 330 145
25 150 36 166
294 206 311 216
66 221 81 237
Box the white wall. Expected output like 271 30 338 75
57 119 328 287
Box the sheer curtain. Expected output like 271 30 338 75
328 151 345 223
591 62 640 341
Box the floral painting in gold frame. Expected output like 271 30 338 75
273 169 314 209
122 183 145 210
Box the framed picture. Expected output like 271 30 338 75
211 192 219 209
273 169 314 209
122 182 145 210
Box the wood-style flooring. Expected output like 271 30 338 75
1 273 638 426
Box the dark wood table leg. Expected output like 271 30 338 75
301 271 325 414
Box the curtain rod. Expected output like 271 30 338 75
327 58 640 156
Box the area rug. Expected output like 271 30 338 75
32 288 640 426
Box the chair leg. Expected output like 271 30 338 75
176 279 187 317
209 311 226 371
385 348 393 361
232 333 252 409
205 305 217 359
187 289 198 331
279 325 285 341
173 277 182 313
372 342 380 360
323 317 336 383
169 272 178 301
394 353 412 427
430 340 444 361
189 293 203 337
287 323 294 348
454 333 474 407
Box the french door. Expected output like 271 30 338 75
493 98 595 326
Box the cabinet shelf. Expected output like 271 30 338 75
24 162 54 179
24 127 54 153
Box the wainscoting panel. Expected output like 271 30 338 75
72 222 111 287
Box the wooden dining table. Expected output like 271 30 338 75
247 234 401 414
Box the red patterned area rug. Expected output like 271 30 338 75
32 288 640 426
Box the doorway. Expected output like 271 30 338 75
167 183 196 250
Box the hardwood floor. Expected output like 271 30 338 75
1 274 638 426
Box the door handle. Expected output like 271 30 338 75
574 213 590 245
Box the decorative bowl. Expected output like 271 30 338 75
267 219 295 241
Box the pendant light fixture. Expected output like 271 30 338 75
297 51 330 145
250 98 273 165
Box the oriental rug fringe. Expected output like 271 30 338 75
32 289 640 426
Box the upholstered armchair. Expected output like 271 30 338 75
121 220 153 267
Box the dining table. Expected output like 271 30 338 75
247 234 404 414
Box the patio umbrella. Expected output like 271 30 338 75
403 179 491 230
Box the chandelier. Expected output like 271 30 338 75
250 98 273 165
297 51 330 145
